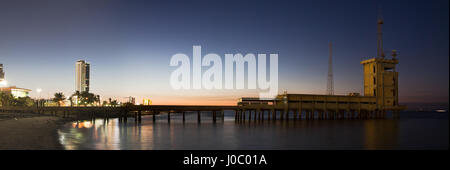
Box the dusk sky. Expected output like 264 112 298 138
0 0 448 105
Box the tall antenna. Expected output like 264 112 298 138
377 5 385 58
327 42 334 95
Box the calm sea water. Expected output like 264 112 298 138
57 111 448 150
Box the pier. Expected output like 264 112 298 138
0 105 235 123
0 97 405 123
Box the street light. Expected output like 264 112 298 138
0 80 7 87
37 88 42 107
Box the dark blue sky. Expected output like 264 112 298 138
0 0 448 104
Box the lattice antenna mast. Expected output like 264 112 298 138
327 42 334 95
377 5 385 58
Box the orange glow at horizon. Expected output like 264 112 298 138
127 92 260 106
150 98 238 106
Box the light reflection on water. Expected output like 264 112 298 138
57 111 449 150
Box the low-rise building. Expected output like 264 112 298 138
142 98 152 105
0 86 31 98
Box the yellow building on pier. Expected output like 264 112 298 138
237 55 406 120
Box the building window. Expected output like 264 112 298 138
373 77 376 84
373 89 376 96
393 89 396 96
373 65 376 73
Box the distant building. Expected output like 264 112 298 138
127 96 136 105
75 60 90 92
0 64 6 87
0 86 31 98
142 98 152 105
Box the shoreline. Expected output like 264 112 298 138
0 112 71 150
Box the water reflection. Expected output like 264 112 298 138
57 112 448 150
364 120 399 149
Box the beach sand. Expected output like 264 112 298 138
0 112 65 150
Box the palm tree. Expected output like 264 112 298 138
69 91 103 106
95 95 100 106
69 97 73 107
110 100 118 107
52 92 66 107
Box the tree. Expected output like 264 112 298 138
94 95 100 106
69 97 73 106
110 100 119 107
0 92 14 107
52 92 66 107
14 97 34 107
80 91 95 106
122 102 134 107
0 92 34 107
70 91 100 106
70 91 81 106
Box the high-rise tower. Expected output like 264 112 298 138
75 60 90 92
0 64 4 81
